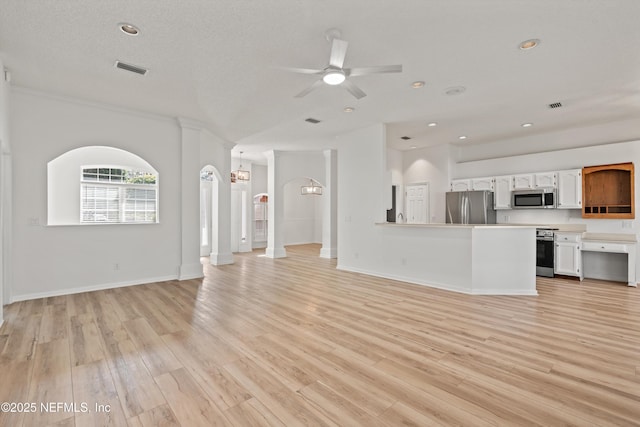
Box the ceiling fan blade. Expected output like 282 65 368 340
329 39 349 68
279 66 324 75
346 64 403 77
294 79 324 98
342 80 366 99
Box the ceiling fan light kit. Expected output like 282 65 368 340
323 70 346 85
286 29 402 99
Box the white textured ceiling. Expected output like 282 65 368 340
1 0 640 162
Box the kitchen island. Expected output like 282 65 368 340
368 223 537 295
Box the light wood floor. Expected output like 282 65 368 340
1 244 640 426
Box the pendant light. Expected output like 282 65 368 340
233 152 250 181
301 179 322 195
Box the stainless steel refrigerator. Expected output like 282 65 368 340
445 191 497 224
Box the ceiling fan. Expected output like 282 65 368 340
284 29 402 99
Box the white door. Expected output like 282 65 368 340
406 184 429 224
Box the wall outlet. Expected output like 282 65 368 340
401 258 407 266
28 217 40 226
622 220 633 229
113 263 120 271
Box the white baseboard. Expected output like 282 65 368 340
179 263 204 280
210 252 234 265
265 247 287 258
10 274 179 303
320 247 337 259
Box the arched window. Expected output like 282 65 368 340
48 146 159 225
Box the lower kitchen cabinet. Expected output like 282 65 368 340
554 232 583 279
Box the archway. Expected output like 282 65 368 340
282 177 324 255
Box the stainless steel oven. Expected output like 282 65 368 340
536 228 556 277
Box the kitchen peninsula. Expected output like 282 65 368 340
374 223 537 295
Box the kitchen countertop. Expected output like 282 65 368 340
582 232 637 243
376 222 536 229
504 223 588 232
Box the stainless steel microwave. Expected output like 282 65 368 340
512 188 556 209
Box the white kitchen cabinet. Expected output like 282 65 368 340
471 176 494 191
494 175 513 209
555 232 582 279
557 169 582 209
534 172 557 188
450 179 471 192
512 174 534 190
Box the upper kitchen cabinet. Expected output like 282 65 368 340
582 162 634 218
534 172 557 188
494 175 513 209
450 179 472 192
512 174 534 190
471 176 494 191
513 172 557 190
557 169 582 209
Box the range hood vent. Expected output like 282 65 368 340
115 60 148 76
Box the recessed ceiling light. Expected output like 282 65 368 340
458 135 467 140
519 39 540 50
521 123 533 128
343 107 355 113
445 86 466 96
411 81 425 89
410 146 417 149
427 122 437 127
119 23 140 36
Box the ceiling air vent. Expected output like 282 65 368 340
305 118 321 124
548 102 563 109
115 60 148 76
401 136 412 140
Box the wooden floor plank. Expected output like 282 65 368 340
122 317 182 378
71 359 129 427
154 368 231 427
1 244 639 426
23 338 73 427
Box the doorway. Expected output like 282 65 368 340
406 183 430 224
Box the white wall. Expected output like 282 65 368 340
0 60 10 323
283 177 323 245
11 88 182 300
387 148 404 220
403 144 453 223
337 123 387 271
252 164 268 196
